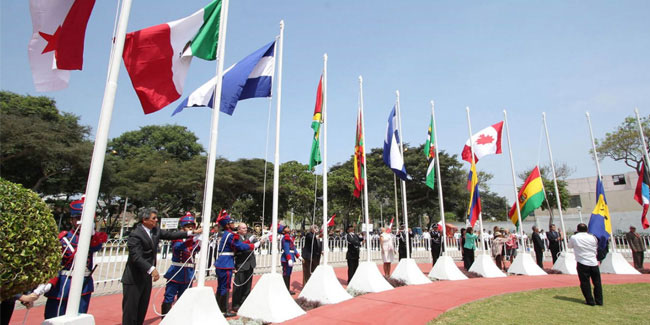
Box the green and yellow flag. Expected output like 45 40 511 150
424 115 436 190
308 76 323 170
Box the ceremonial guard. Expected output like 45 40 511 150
430 224 444 267
161 212 200 315
214 211 259 317
44 198 108 319
280 225 300 295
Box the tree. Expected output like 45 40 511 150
595 115 650 172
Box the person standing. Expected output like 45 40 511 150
625 226 646 269
397 226 412 260
345 225 363 283
568 223 603 306
45 198 108 319
280 225 300 294
301 225 322 286
232 222 257 312
380 227 395 277
463 227 478 270
546 224 562 264
121 209 200 325
430 224 444 267
532 226 545 269
160 213 200 316
491 231 508 270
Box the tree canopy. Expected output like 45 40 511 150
595 114 650 172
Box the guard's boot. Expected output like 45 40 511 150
161 302 172 317
216 293 225 313
283 275 295 295
223 291 237 318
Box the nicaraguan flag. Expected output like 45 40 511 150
383 106 408 181
172 40 275 116
588 178 612 250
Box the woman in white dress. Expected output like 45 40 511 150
380 227 395 277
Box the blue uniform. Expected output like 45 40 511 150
44 230 106 319
214 230 253 296
280 234 300 277
162 237 200 303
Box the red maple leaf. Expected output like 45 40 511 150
476 134 494 145
39 26 62 54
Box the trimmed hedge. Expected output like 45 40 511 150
0 178 60 300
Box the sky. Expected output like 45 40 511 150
2 0 650 205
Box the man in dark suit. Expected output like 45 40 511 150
546 224 562 265
301 225 322 286
398 226 413 260
231 222 257 312
532 226 545 268
121 209 201 325
345 225 363 283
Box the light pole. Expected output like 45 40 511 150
577 206 583 224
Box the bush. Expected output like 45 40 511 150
0 178 60 300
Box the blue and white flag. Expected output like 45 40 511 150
383 106 408 181
172 40 276 116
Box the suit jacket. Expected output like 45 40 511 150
532 232 545 251
234 233 257 271
301 232 322 260
346 233 362 260
546 230 561 250
121 224 189 285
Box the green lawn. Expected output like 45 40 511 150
430 283 650 324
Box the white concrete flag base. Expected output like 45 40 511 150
160 287 227 325
552 251 577 275
600 251 641 275
42 314 94 325
468 253 507 278
347 261 393 294
507 252 547 276
237 273 305 323
390 258 432 285
299 264 353 304
428 255 468 281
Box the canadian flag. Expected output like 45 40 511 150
461 121 504 163
28 0 96 91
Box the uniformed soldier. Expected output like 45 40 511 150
160 212 200 316
44 198 108 319
280 225 300 295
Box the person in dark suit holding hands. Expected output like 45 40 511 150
532 226 545 268
121 209 202 325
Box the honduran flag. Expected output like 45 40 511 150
634 159 650 229
172 40 275 116
122 0 222 115
461 121 504 163
466 160 481 227
383 106 408 181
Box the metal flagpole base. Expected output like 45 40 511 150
390 258 431 285
552 251 577 275
469 253 507 278
160 287 227 325
507 252 547 276
428 255 468 281
299 264 352 304
600 251 641 275
42 314 95 325
347 261 393 294
237 273 305 323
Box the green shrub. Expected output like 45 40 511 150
0 178 60 300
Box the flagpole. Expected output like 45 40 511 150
634 108 650 176
542 112 569 250
503 110 526 253
270 20 285 273
359 76 371 262
394 174 400 232
195 0 230 287
586 112 617 252
465 107 485 254
431 101 447 253
65 0 133 316
395 90 411 258
322 53 329 266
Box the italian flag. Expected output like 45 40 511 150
122 0 222 115
424 114 436 190
308 76 323 170
508 166 545 226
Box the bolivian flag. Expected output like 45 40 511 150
508 166 544 226
588 178 612 250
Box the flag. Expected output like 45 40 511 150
172 40 275 116
308 76 323 170
508 166 545 226
28 0 96 91
461 121 504 163
634 159 650 229
327 214 336 227
466 161 481 227
122 0 222 114
353 106 365 198
383 106 408 181
424 114 436 190
588 178 612 250
387 217 394 229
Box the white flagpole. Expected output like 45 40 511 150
634 108 650 179
322 54 329 266
542 113 569 250
65 0 133 316
503 110 526 253
270 20 285 273
359 76 371 262
394 174 400 232
464 107 485 254
431 101 447 253
196 0 230 287
586 112 617 252
395 91 411 258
